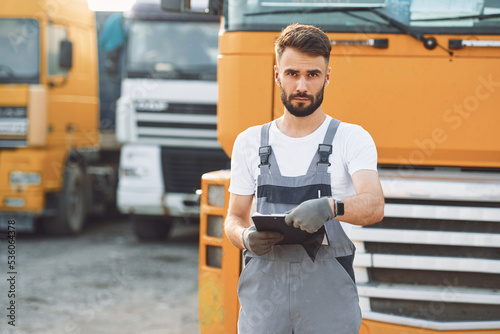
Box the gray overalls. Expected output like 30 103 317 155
237 119 362 334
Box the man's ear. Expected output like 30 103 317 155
274 65 281 85
324 67 332 87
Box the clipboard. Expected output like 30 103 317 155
251 213 328 261
251 213 324 245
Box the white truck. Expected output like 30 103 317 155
115 0 229 240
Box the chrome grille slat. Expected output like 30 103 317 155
353 167 500 330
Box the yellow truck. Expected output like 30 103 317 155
163 0 500 333
0 0 116 234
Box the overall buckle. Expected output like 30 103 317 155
317 144 332 166
259 145 272 167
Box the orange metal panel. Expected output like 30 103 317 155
219 31 500 59
199 270 225 332
0 191 44 212
217 55 276 157
0 0 93 27
219 31 500 167
324 55 500 168
0 85 29 106
200 171 241 334
41 148 66 191
199 198 225 333
46 18 99 150
0 149 46 212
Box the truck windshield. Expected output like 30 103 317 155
0 19 40 84
226 0 500 34
126 20 219 81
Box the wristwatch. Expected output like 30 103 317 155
334 199 344 218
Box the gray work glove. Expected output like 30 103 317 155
284 197 334 233
242 226 284 256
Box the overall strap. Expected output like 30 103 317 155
323 118 341 146
309 118 341 174
260 121 272 147
258 122 273 175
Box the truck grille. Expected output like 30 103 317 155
352 168 500 330
137 102 216 115
0 106 28 148
370 298 500 322
135 102 219 149
160 147 230 193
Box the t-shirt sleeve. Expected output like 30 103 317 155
228 131 257 195
345 126 378 176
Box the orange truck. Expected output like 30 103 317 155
0 0 116 234
163 0 500 333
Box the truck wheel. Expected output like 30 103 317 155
132 216 173 241
43 164 87 235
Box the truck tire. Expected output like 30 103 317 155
43 164 87 235
132 216 173 241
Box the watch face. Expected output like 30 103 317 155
336 200 344 216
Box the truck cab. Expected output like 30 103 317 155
0 0 116 235
115 1 230 240
162 0 500 333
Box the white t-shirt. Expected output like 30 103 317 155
229 115 378 236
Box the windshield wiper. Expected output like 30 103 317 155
246 6 450 54
245 6 382 17
411 12 500 23
368 8 442 51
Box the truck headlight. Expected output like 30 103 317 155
10 172 41 186
120 167 149 179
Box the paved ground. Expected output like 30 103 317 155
0 216 201 334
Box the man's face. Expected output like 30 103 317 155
275 48 331 117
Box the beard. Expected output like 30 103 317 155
280 84 325 117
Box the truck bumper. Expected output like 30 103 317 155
360 318 499 334
0 188 44 233
0 148 50 214
0 213 35 232
0 190 44 213
117 187 200 218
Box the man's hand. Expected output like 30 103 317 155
242 226 284 256
285 197 334 233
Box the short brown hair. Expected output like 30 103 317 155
275 24 332 64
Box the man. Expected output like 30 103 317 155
225 23 385 334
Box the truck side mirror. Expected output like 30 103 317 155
59 40 73 69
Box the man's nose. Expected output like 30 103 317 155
296 76 308 93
